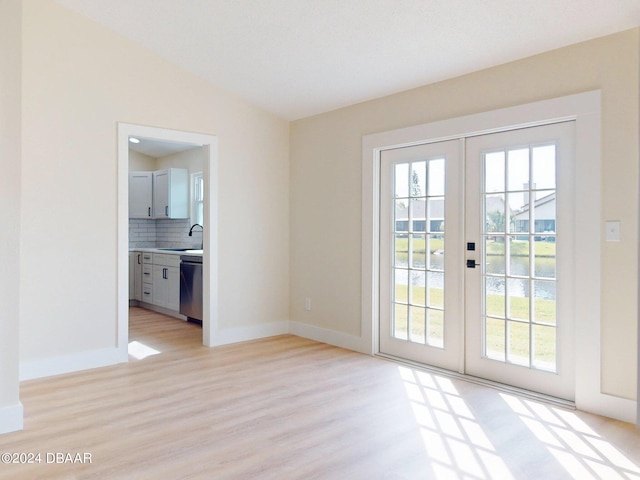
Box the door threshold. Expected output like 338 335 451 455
375 353 576 410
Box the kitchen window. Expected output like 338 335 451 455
191 172 204 225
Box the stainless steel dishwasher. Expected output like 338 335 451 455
180 255 203 323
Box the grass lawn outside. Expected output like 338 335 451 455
392 283 556 368
390 235 557 368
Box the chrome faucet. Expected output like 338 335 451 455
188 224 203 250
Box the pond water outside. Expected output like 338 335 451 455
395 242 556 301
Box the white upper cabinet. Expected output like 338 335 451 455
129 168 189 219
128 171 153 218
153 168 189 219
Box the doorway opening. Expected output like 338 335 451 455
117 123 218 355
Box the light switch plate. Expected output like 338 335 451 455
605 221 621 242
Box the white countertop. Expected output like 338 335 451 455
129 247 203 256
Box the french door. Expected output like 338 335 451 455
379 140 463 371
379 122 575 400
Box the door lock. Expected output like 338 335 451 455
466 259 480 269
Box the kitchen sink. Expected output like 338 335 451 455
157 248 203 254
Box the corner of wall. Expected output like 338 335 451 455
0 0 23 433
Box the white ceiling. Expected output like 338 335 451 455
128 136 200 158
56 0 640 120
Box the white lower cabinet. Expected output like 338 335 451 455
133 251 143 301
131 250 181 314
129 253 135 300
151 253 181 312
141 252 154 304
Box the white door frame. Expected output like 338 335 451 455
117 123 219 352
362 91 635 423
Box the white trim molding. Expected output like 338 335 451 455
210 321 289 346
19 348 124 381
361 91 635 423
289 321 365 353
0 403 23 435
117 123 219 349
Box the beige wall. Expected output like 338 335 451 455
128 150 156 171
290 29 640 400
0 0 22 430
19 0 289 367
129 147 205 173
157 147 205 173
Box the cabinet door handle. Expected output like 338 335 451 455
148 207 151 217
163 267 167 279
165 206 168 216
137 254 141 265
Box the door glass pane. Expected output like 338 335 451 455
395 163 409 198
509 237 530 277
410 306 426 344
533 324 556 371
485 237 505 275
485 317 505 361
507 148 529 192
428 159 445 196
485 277 505 318
533 242 555 279
485 194 506 233
507 321 530 367
395 200 409 232
394 304 408 340
411 198 426 232
533 190 555 236
507 192 528 234
508 278 529 321
412 271 426 306
394 269 408 303
410 234 426 268
426 234 444 270
532 145 556 189
394 234 407 267
485 151 505 193
411 161 427 197
427 272 444 308
427 198 444 232
427 309 444 347
533 280 556 325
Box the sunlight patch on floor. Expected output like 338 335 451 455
128 341 161 360
399 366 514 479
500 393 640 480
399 365 640 479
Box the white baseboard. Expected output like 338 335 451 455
209 321 289 346
288 321 365 353
136 302 187 321
19 347 126 381
577 393 637 424
0 402 23 434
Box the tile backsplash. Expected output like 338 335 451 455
129 219 202 249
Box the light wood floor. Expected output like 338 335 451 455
1 308 640 479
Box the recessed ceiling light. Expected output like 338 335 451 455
129 137 140 144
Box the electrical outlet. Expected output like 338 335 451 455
305 297 312 311
605 221 621 242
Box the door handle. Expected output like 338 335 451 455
466 259 480 269
165 206 168 216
